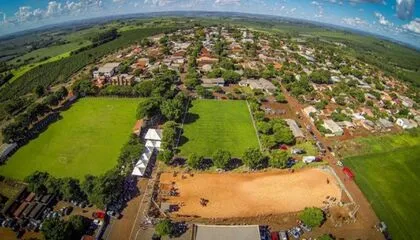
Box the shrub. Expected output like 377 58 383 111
299 207 324 227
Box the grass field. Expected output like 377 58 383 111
343 131 420 240
179 100 259 158
0 98 142 180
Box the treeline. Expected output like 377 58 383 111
0 27 177 103
2 86 68 143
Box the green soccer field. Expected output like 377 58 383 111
0 97 142 180
343 131 420 240
178 100 260 158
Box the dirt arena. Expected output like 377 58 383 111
159 168 342 218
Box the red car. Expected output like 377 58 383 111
271 231 279 240
92 211 106 219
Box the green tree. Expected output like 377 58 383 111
34 85 45 97
134 80 155 97
161 121 178 150
242 147 265 169
25 171 50 194
187 153 204 169
60 178 85 201
212 149 231 169
299 207 324 228
155 219 173 237
41 218 72 240
136 98 161 119
269 150 288 168
158 150 174 164
222 70 241 84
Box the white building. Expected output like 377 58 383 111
93 62 120 78
323 119 344 136
396 118 418 129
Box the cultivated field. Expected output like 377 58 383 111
160 168 342 218
343 131 420 240
179 100 259 157
0 98 142 180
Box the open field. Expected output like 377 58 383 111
160 168 341 218
0 98 141 180
343 131 420 240
179 100 259 157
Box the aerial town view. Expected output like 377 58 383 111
0 1 419 240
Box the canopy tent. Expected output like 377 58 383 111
144 129 163 141
132 166 146 176
145 140 161 150
135 160 147 168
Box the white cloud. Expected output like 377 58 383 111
341 17 367 26
214 0 241 5
374 12 392 26
396 0 414 20
403 18 420 34
144 0 175 6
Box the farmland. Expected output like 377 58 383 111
343 130 420 240
179 100 259 158
0 97 141 180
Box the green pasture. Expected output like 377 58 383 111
0 98 142 180
179 100 259 158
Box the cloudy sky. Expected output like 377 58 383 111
0 0 419 47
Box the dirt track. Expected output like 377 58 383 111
160 168 341 218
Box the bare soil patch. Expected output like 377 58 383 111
159 168 341 218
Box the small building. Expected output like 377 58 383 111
284 119 304 139
239 79 277 94
377 118 393 129
396 118 418 129
0 143 18 163
111 74 134 86
323 119 344 136
93 62 120 78
201 78 225 88
303 106 317 119
197 56 218 66
192 224 261 240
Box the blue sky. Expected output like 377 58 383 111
0 0 419 47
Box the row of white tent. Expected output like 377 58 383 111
132 129 163 177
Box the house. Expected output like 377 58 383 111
197 56 218 66
201 78 225 88
400 96 414 108
111 74 134 86
377 118 393 129
93 62 120 78
361 119 376 130
303 106 317 119
323 119 344 136
337 121 355 129
284 119 305 139
239 78 277 94
396 118 418 129
192 224 261 240
133 119 144 136
0 143 18 163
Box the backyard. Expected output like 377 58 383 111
343 130 420 240
178 100 259 158
0 97 142 180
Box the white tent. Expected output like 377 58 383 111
135 160 147 168
132 166 145 176
145 140 161 150
145 129 163 141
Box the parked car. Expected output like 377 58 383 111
270 231 279 240
279 231 288 240
300 223 312 232
92 211 106 219
291 148 305 155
